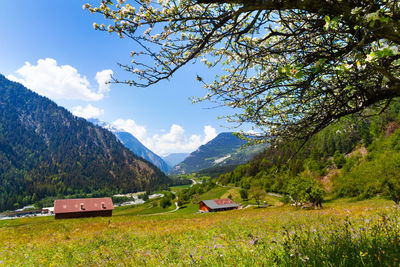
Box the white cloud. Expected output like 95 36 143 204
112 119 217 156
113 119 147 141
72 104 104 119
204 125 217 143
6 58 113 101
95 69 113 93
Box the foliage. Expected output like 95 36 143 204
248 187 267 207
111 196 133 204
86 0 400 144
386 178 400 205
334 129 400 203
287 174 324 207
138 192 149 201
333 151 346 169
197 165 238 179
169 176 192 186
176 180 217 204
239 189 248 201
160 197 171 208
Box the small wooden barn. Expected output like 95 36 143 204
199 198 239 212
54 198 114 219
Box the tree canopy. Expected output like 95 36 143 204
86 0 400 143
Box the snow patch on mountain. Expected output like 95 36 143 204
214 154 231 164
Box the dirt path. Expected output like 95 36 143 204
139 201 179 216
267 192 284 198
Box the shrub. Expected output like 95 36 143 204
160 198 171 208
333 150 346 168
239 189 248 201
287 174 324 207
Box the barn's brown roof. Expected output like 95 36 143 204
200 199 239 210
54 198 114 214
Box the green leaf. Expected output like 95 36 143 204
295 71 304 79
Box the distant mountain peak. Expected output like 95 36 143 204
90 119 170 174
88 119 117 132
169 132 265 175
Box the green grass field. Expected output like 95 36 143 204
169 184 192 193
1 198 399 266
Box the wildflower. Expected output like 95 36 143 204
366 54 374 62
300 255 310 262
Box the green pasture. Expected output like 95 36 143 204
1 198 399 266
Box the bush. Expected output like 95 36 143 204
248 187 267 207
239 189 248 201
333 150 346 168
287 174 324 207
112 196 132 204
160 198 171 208
138 193 149 201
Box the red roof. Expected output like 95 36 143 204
200 198 239 210
54 198 114 214
213 198 235 205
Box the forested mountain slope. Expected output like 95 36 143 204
0 74 170 211
218 102 400 204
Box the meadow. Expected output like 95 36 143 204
0 198 399 266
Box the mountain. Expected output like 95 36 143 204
162 153 190 167
113 132 170 173
0 74 170 211
90 119 170 174
170 132 265 175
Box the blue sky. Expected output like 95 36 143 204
0 1 251 156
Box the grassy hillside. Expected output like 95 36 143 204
0 198 398 266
